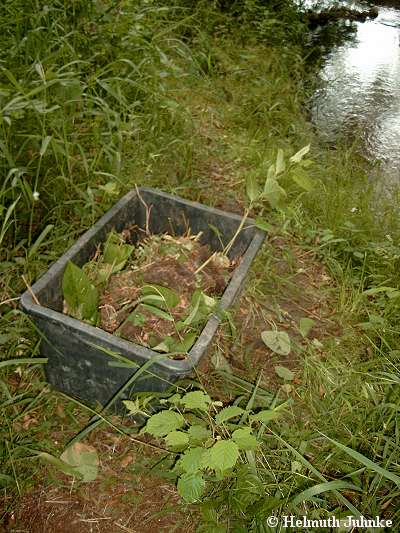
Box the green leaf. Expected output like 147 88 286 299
275 148 286 175
299 317 315 338
140 303 174 322
177 472 206 503
262 178 287 209
290 144 310 163
165 430 189 450
153 332 197 355
215 406 245 425
28 224 54 258
39 135 52 157
274 366 295 381
232 428 259 450
0 474 15 488
254 218 274 232
363 286 397 296
38 452 79 478
144 410 185 437
176 447 207 474
141 284 180 309
103 233 134 272
291 480 362 507
122 399 148 417
261 330 291 355
291 168 315 192
182 290 216 327
0 358 47 369
62 261 98 323
321 433 400 487
127 309 146 327
204 440 239 472
188 425 211 445
249 404 286 425
246 173 261 203
181 391 212 411
60 443 99 482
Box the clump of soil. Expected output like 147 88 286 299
67 231 235 353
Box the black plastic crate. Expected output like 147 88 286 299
21 188 266 408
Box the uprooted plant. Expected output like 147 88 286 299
62 229 234 357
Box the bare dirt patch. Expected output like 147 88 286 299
203 234 341 391
5 433 195 533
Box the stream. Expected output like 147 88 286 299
308 2 400 181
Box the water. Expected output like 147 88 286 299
310 4 400 179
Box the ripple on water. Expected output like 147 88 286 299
311 6 400 180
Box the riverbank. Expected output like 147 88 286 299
1 2 399 530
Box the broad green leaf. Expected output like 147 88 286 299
141 284 179 309
246 173 261 203
215 406 244 425
188 425 211 445
177 472 205 503
60 443 99 482
103 236 134 272
291 169 315 192
165 430 189 449
38 452 79 477
166 393 182 405
176 447 207 474
232 428 259 450
262 178 287 209
299 317 315 338
291 480 362 507
204 440 239 472
290 144 310 163
261 330 291 355
181 391 211 411
254 218 274 232
144 410 185 437
153 332 197 354
275 366 295 381
140 303 174 322
182 290 217 328
62 261 98 323
275 148 286 175
173 332 198 353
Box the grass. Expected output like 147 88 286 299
1 0 400 530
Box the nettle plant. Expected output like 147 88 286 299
124 390 287 504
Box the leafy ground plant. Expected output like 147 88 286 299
125 388 287 507
62 229 233 356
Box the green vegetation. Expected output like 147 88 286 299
1 0 399 530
